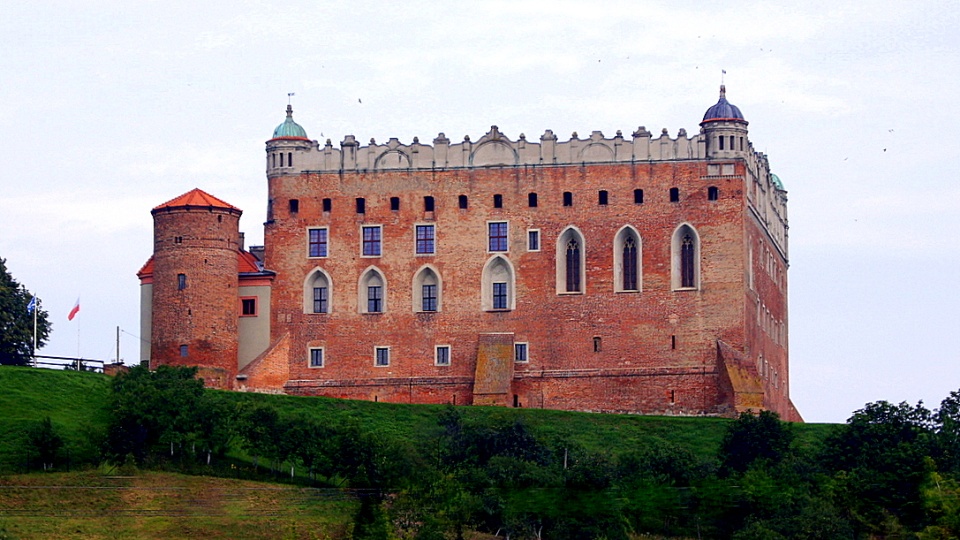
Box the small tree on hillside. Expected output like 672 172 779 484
719 410 794 475
0 257 51 365
25 417 64 471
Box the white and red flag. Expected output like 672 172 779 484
67 298 80 321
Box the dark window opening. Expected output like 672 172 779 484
598 190 609 205
322 198 331 212
422 284 437 312
356 198 366 214
493 194 503 208
217 215 222 223
174 236 183 244
375 347 389 366
241 298 256 316
310 349 323 367
708 186 719 201
563 191 573 207
634 189 644 204
513 394 520 408
493 282 508 310
528 192 538 207
458 195 468 209
729 136 735 150
289 199 299 213
565 239 581 292
670 389 676 403
390 197 400 211
718 136 725 150
367 286 383 313
739 137 744 151
424 196 435 212
177 273 187 290
279 153 284 167
671 335 677 349
670 188 680 202
593 336 601 352
623 237 638 291
436 346 450 366
527 230 540 251
272 153 276 168
179 345 188 357
681 234 695 288
313 287 328 313
288 152 293 166
515 343 528 362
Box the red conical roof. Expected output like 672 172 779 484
152 188 240 212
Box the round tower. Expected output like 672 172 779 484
700 85 749 159
265 104 312 178
150 189 242 389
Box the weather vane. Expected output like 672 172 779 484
287 92 295 105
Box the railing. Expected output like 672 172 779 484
31 355 106 373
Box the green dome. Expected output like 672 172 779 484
771 174 784 190
271 105 308 139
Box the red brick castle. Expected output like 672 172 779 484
139 86 800 420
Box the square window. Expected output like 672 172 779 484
527 230 540 252
488 222 508 252
416 225 435 254
308 228 328 257
514 343 528 362
313 287 328 314
375 346 390 367
436 345 450 366
309 348 324 368
493 282 508 310
240 297 257 316
362 226 381 256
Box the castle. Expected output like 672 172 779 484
138 86 800 420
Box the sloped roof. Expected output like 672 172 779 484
152 188 240 212
137 250 270 281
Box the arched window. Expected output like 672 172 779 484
359 268 387 313
613 226 641 293
556 227 585 294
413 266 441 312
671 223 700 290
481 256 516 311
303 269 333 314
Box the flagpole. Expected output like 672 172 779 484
32 299 38 367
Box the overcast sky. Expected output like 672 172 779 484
1 1 957 423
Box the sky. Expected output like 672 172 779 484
1 1 957 423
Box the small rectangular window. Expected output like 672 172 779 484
593 336 602 352
362 226 381 256
289 199 299 213
308 228 328 257
436 345 450 366
424 196 435 212
174 236 183 244
493 282 508 310
670 188 680 202
390 197 400 211
313 287 328 314
422 284 437 312
514 343 528 362
416 224 435 254
708 186 719 201
719 136 725 150
527 229 540 252
356 197 366 214
322 198 332 212
634 189 644 204
375 346 390 367
528 192 538 207
458 195 468 209
309 348 324 368
177 273 187 290
493 194 503 208
488 221 508 252
240 297 257 316
179 344 188 357
598 190 608 205
563 192 573 207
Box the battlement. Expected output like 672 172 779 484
267 125 711 174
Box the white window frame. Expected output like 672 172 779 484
361 224 383 258
307 227 329 258
414 223 436 256
308 347 325 368
435 345 451 366
374 346 390 367
527 229 541 252
514 342 529 363
487 220 509 253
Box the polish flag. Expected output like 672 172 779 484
68 298 80 321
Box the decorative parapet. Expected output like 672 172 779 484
272 125 707 174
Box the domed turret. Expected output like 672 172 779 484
271 104 308 140
700 85 749 159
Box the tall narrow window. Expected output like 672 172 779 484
390 197 400 211
288 152 293 166
308 228 328 257
527 229 540 252
305 269 332 314
368 285 383 313
514 343 528 362
598 190 608 205
177 273 187 290
563 192 573 206
424 196 435 212
360 268 386 313
416 225 435 254
313 286 328 314
422 284 437 312
565 239 581 292
375 347 390 366
634 189 644 204
279 153 284 167
309 348 324 367
180 344 188 357
708 186 719 201
622 237 638 291
458 195 468 209
493 282 508 309
670 188 680 202
593 336 602 352
493 194 503 208
488 222 508 252
719 136 725 150
681 234 695 288
356 197 366 214
528 192 538 207
362 226 381 256
436 345 451 366
414 266 441 313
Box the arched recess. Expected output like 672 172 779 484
555 226 586 294
578 143 615 163
358 266 387 313
481 255 516 311
303 268 333 314
470 141 519 166
671 223 701 290
374 150 411 170
412 265 442 313
613 225 642 293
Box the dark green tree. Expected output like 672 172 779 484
0 257 51 365
719 410 794 475
934 390 960 474
24 416 64 471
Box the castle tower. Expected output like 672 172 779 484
265 104 312 180
700 85 749 159
149 189 242 389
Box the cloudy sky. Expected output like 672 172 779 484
1 1 957 423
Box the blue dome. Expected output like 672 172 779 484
702 85 745 123
771 174 784 190
271 105 308 139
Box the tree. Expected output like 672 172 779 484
719 410 794 475
0 257 51 365
24 417 64 471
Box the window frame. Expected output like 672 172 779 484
374 346 390 367
361 225 382 257
514 342 529 363
492 282 508 310
415 224 436 255
527 229 540 252
487 221 508 252
435 345 451 366
308 347 325 368
307 227 328 258
240 297 257 317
